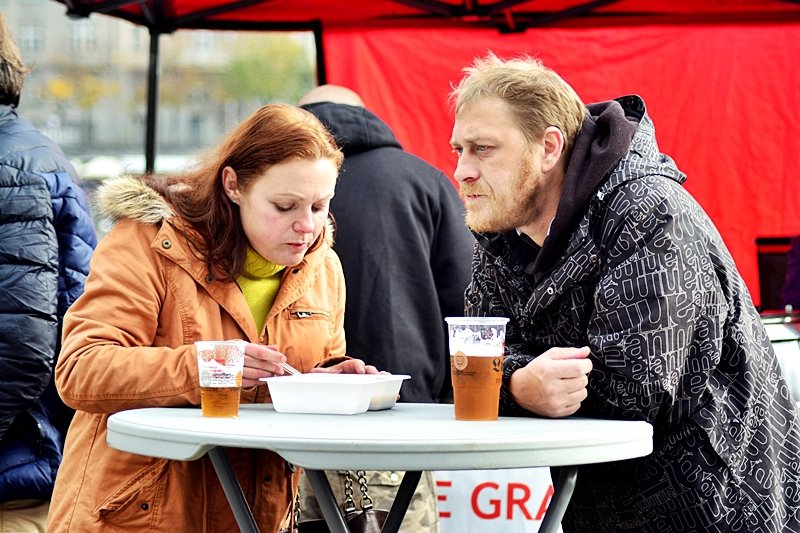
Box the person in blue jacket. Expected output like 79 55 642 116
0 12 97 531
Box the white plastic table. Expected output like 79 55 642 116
107 403 652 533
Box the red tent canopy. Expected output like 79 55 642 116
59 0 800 30
54 0 800 305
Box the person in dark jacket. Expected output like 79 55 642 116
300 85 474 403
449 53 800 532
0 12 96 531
297 85 474 532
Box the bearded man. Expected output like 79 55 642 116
449 53 800 532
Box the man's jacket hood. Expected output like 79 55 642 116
539 96 641 272
301 101 401 156
475 95 685 278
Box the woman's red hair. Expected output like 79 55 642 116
150 103 342 280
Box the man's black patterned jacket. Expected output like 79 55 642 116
465 95 800 532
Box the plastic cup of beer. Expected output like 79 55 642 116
195 340 245 418
445 317 509 421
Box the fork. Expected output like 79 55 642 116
278 361 301 375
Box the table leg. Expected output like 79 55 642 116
305 469 350 533
381 470 422 533
538 466 578 533
207 447 259 533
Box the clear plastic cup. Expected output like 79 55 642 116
445 317 509 421
195 340 245 418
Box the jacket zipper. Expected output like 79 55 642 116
291 310 330 318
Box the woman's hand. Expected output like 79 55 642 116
242 343 289 387
310 358 381 375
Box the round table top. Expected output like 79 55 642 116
107 403 653 470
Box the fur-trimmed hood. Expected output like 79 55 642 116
95 175 174 224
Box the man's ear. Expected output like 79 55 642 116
221 166 240 204
541 126 564 173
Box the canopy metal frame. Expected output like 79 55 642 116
56 0 800 172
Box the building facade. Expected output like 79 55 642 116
1 0 315 170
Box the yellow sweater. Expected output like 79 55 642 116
236 248 285 335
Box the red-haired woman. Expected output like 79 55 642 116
48 104 377 532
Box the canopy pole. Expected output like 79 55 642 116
145 27 161 174
313 21 326 85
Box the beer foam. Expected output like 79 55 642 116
449 343 503 356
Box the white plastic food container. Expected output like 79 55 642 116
261 373 410 415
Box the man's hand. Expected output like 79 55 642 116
509 346 592 418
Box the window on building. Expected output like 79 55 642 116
190 31 215 53
18 24 44 52
189 114 204 145
70 20 97 51
132 27 146 51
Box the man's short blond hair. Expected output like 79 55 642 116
450 52 586 157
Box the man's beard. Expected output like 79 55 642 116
465 155 542 234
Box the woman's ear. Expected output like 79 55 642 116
221 166 240 205
541 126 565 173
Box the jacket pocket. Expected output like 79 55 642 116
282 307 336 367
288 307 331 320
94 458 169 527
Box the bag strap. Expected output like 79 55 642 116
343 471 359 516
356 470 375 511
292 491 301 527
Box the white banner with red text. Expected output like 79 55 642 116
434 467 561 532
